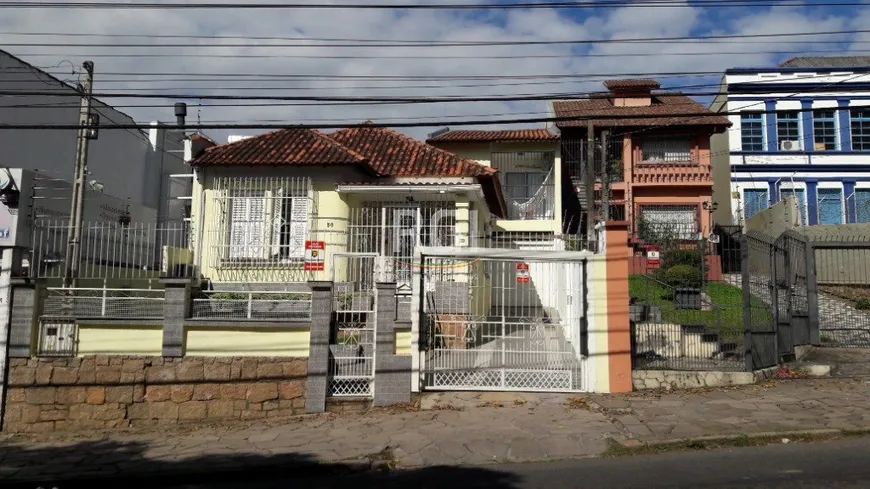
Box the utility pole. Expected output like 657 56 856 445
63 60 95 289
601 130 610 221
585 121 596 238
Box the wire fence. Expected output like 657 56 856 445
190 290 313 321
41 287 166 319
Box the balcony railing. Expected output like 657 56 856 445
506 184 556 220
633 161 712 185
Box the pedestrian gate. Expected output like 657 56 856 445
417 248 591 392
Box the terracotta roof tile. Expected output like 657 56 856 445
325 125 496 178
426 128 559 144
189 128 368 167
603 79 661 90
552 93 731 128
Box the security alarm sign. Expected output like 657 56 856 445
516 263 531 283
304 241 325 271
646 246 661 267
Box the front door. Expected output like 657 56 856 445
387 206 420 288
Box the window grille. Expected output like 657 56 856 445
640 138 692 163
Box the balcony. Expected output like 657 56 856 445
632 161 712 185
493 151 557 221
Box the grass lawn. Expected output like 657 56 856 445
629 275 772 337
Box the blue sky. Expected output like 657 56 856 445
1 0 869 139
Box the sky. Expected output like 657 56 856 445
2 0 870 141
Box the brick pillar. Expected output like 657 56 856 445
161 278 191 358
306 281 333 414
8 279 40 358
604 221 633 393
373 282 411 407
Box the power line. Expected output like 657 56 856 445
0 0 864 9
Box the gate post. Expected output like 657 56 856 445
740 233 754 372
604 221 632 393
373 282 411 406
306 281 333 414
805 241 821 345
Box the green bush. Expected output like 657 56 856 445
661 248 703 269
663 264 703 289
855 299 870 310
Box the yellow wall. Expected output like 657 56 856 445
394 328 412 356
77 324 163 356
587 256 610 393
184 326 311 357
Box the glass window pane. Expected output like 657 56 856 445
740 113 764 151
813 110 837 151
743 189 768 219
851 109 870 151
777 111 800 148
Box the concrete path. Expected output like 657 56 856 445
2 378 870 484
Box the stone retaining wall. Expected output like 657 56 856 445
3 356 307 433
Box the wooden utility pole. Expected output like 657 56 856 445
585 121 595 238
63 60 95 289
601 130 610 221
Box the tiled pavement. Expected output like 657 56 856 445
2 378 870 483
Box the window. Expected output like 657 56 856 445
740 113 764 151
505 172 553 219
855 189 870 223
640 137 692 162
743 189 768 219
813 110 837 151
817 188 843 225
851 108 870 151
779 188 807 225
637 205 697 241
226 188 309 261
777 111 800 149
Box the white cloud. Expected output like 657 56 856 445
1 1 869 141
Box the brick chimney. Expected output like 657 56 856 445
604 79 660 107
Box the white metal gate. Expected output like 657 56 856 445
329 253 378 397
417 247 591 392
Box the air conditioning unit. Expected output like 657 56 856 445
780 140 801 151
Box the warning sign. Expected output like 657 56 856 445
646 246 661 267
304 241 325 271
516 263 531 284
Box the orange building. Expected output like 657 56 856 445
552 79 731 245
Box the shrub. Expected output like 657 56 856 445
663 264 703 289
661 248 703 269
855 299 870 310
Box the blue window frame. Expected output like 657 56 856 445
740 113 764 151
813 110 837 151
817 188 843 225
855 189 870 223
743 189 768 219
851 108 870 151
777 111 800 149
780 188 807 224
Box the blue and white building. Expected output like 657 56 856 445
710 57 870 227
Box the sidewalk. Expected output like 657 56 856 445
2 378 870 484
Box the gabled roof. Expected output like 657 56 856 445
779 56 870 69
552 94 731 129
326 123 496 178
188 127 368 167
426 128 560 144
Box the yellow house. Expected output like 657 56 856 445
187 123 507 288
427 128 582 242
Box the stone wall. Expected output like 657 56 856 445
3 356 307 433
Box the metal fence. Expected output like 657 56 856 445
810 235 870 348
30 219 194 280
41 287 166 319
190 290 312 321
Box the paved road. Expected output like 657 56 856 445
174 436 870 489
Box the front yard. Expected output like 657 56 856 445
629 275 772 336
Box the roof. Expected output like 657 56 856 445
552 93 731 128
603 79 661 90
326 123 496 178
779 56 870 69
426 128 560 144
188 127 368 167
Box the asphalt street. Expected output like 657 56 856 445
31 435 869 489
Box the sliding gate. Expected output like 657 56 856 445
418 248 592 392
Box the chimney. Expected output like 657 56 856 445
604 79 660 107
174 102 187 130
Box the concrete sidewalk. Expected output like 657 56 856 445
2 378 870 484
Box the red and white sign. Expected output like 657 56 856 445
516 263 531 284
304 241 325 271
646 246 661 267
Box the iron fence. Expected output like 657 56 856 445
810 234 870 348
30 219 194 280
41 287 165 319
190 290 312 321
561 136 625 183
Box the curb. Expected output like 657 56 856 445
609 428 869 454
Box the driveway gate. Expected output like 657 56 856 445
329 253 378 397
416 248 592 392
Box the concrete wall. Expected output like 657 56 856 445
3 356 307 432
744 196 801 237
77 324 164 356
709 79 734 225
184 327 311 357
